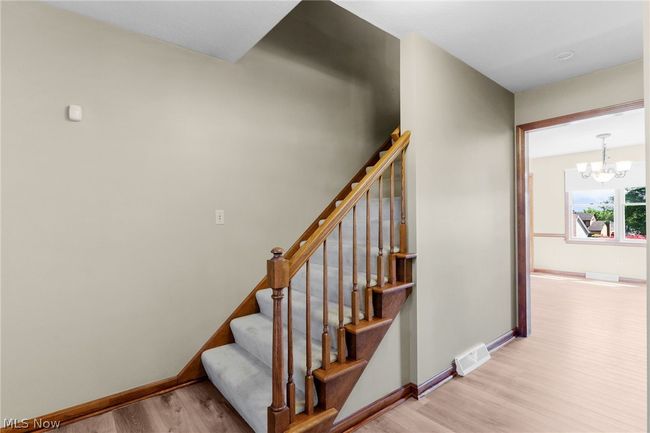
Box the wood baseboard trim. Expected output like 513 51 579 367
0 378 203 433
534 268 646 284
533 268 585 278
620 277 647 284
413 328 518 400
533 232 565 238
487 328 518 352
332 328 518 432
413 365 455 399
5 328 517 433
330 384 413 433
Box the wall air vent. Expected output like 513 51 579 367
454 343 490 376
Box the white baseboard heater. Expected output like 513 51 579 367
454 343 490 376
585 272 619 282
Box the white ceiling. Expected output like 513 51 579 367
46 1 299 62
46 1 644 92
528 108 646 159
334 1 644 92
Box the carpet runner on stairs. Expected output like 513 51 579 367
202 177 401 433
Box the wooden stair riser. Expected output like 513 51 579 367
313 360 367 410
373 282 413 319
278 256 415 432
345 318 393 360
395 254 414 283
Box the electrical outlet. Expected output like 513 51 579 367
215 210 225 225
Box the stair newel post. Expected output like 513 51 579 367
321 241 331 370
351 205 359 325
377 176 385 288
337 222 346 363
267 247 290 433
389 162 397 284
286 279 295 421
400 148 407 253
304 260 314 415
365 189 373 320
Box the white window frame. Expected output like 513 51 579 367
566 186 646 246
621 186 646 244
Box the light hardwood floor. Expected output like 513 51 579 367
57 273 646 433
360 273 647 433
56 381 252 433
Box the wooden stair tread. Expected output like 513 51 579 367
288 408 338 433
313 359 367 382
373 281 414 294
392 252 417 259
344 317 392 334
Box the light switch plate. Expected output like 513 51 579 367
215 210 225 225
68 105 82 122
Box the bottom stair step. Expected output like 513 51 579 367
202 344 305 433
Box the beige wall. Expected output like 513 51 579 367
531 145 646 279
515 60 644 125
0 1 400 419
515 53 646 280
400 33 515 384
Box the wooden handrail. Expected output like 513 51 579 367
288 130 411 277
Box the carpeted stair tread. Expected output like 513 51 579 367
231 313 334 397
256 288 361 349
291 263 385 308
202 145 408 433
308 241 399 274
202 344 305 433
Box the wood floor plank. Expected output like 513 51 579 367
53 274 646 433
112 401 157 433
55 412 117 433
140 389 204 433
362 274 647 433
174 381 252 433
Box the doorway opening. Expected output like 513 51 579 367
516 100 645 336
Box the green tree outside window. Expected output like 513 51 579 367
625 187 646 239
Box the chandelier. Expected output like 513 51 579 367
576 133 631 183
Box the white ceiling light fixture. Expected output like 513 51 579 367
576 133 632 183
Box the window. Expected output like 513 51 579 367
624 187 646 240
567 186 646 243
569 190 615 239
565 162 645 244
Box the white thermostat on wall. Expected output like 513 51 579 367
67 105 82 122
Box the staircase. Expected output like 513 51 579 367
180 128 414 433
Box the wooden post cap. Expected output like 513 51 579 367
267 247 289 289
390 128 400 143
